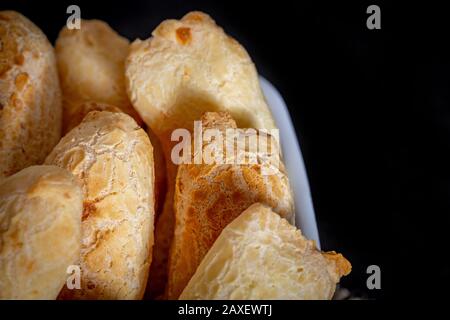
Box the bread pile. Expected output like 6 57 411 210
0 10 350 300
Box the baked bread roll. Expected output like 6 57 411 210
125 11 277 298
55 19 141 133
125 11 275 134
0 11 62 180
45 111 155 299
66 101 166 218
55 19 166 227
167 112 293 299
180 203 351 300
0 165 83 299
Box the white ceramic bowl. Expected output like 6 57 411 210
260 76 321 248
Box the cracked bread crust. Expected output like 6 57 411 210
180 203 351 300
45 111 155 299
0 11 62 180
0 165 83 299
62 101 166 218
167 112 294 299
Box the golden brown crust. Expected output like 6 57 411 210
200 111 237 130
0 11 62 179
61 101 122 134
167 112 294 299
55 19 142 133
126 11 277 298
0 165 83 299
180 203 351 300
323 251 352 281
45 111 155 299
63 101 166 218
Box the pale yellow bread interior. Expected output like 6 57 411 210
180 203 351 300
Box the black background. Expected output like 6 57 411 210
1 0 448 300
